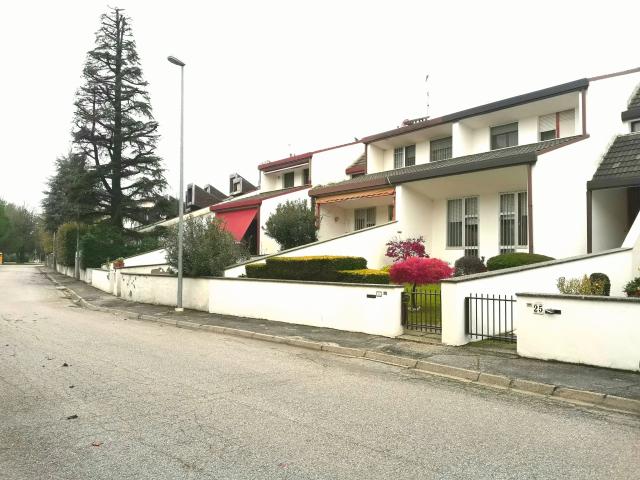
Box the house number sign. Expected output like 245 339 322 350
533 303 544 315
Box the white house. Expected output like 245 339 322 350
210 142 364 255
303 67 640 267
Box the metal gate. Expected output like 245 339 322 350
465 293 516 342
401 289 442 334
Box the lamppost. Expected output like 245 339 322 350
168 55 185 312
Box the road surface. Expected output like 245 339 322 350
1 265 638 479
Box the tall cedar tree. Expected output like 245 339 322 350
41 152 100 232
72 7 167 228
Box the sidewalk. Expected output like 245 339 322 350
42 268 640 415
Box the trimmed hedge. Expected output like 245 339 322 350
486 252 554 271
337 269 390 284
454 255 487 276
262 256 367 282
244 255 387 283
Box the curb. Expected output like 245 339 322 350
41 268 640 417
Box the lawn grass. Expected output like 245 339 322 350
403 283 442 328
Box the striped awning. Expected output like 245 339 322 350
315 187 395 205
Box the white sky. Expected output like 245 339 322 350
1 0 639 210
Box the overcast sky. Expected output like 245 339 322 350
1 0 639 210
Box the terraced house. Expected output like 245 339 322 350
302 67 640 268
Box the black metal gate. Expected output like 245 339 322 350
401 289 442 334
465 294 516 342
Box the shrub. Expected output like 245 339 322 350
623 277 640 297
264 199 317 250
245 263 268 278
162 217 249 277
80 224 165 268
454 255 487 276
385 236 427 262
55 222 88 266
389 257 454 286
589 273 610 296
486 252 554 271
557 275 606 296
244 256 369 282
337 269 390 284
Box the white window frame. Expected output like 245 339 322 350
446 196 479 256
393 145 416 169
499 191 528 254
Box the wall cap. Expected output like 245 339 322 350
516 292 640 303
441 247 632 284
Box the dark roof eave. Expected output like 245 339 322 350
361 78 589 144
309 178 389 197
621 107 640 122
390 152 537 185
210 186 310 212
588 176 640 190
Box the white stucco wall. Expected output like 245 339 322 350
122 249 168 268
440 247 634 345
451 121 474 157
312 143 364 186
90 269 113 294
259 188 312 255
119 273 209 312
317 202 393 240
225 221 399 277
209 278 404 337
517 294 640 371
366 144 385 174
592 188 629 252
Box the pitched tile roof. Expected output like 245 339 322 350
210 186 310 212
588 133 640 189
628 84 640 110
345 152 366 175
310 136 586 197
621 83 640 121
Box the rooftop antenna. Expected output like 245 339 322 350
425 74 430 119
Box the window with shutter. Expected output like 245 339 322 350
490 123 518 150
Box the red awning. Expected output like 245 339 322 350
215 208 258 241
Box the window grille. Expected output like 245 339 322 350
355 207 376 230
500 192 528 253
430 137 452 162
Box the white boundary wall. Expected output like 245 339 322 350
119 273 209 312
517 293 640 371
121 249 168 268
209 278 404 337
441 247 635 345
225 221 398 277
90 269 113 294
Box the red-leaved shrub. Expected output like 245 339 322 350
389 257 454 286
385 236 427 262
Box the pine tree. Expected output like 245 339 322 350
72 7 167 228
41 152 100 233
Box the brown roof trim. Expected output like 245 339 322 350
210 186 309 212
310 178 389 197
345 165 366 175
258 141 359 172
588 66 640 82
360 79 589 144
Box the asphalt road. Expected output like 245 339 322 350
1 265 639 479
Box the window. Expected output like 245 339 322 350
283 172 295 188
303 168 310 185
355 207 376 230
539 109 575 141
499 192 528 253
393 145 416 169
430 137 452 162
232 180 241 193
632 120 640 133
447 197 479 255
388 205 394 221
490 123 518 150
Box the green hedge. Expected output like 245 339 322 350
337 269 389 284
486 252 554 271
244 255 384 283
55 222 87 266
262 256 367 281
80 224 164 268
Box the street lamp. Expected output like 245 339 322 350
168 55 185 312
